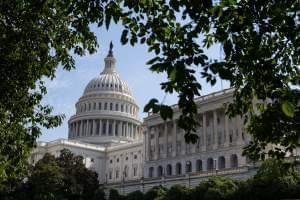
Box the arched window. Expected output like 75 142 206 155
176 163 182 175
149 167 154 178
88 103 91 110
157 166 163 177
104 102 107 110
196 160 203 171
115 103 119 111
84 103 86 111
93 102 96 110
121 104 124 112
186 161 192 173
207 158 214 170
98 102 102 110
231 154 238 168
125 104 128 112
218 156 226 169
110 102 113 110
166 164 172 176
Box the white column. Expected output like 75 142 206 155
155 126 159 160
106 120 109 136
126 122 129 138
145 128 149 161
118 121 122 136
224 113 229 147
164 122 168 158
172 120 177 157
202 114 207 151
213 110 218 149
99 119 102 135
236 116 244 145
92 119 97 136
87 119 91 136
81 120 84 136
112 120 116 136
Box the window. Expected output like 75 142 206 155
134 155 137 159
117 158 119 163
104 103 107 110
88 103 91 110
93 102 96 109
99 102 102 110
110 160 112 164
110 103 113 110
115 104 119 111
121 104 124 112
91 158 94 162
126 157 128 160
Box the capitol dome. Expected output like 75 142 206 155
68 43 142 145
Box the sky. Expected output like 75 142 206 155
39 24 229 142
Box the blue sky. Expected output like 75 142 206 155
39 24 229 142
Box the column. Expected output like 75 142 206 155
202 114 207 151
86 119 92 136
106 120 109 136
81 120 84 136
126 122 129 138
155 126 159 160
92 119 97 136
118 121 122 136
99 119 102 135
76 121 79 137
172 120 177 157
213 110 218 149
164 122 168 158
236 116 244 145
112 120 116 136
224 113 229 147
135 125 138 139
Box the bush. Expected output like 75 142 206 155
108 189 124 200
166 185 191 200
190 176 238 200
126 190 144 200
144 186 167 200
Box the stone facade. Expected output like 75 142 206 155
30 44 257 195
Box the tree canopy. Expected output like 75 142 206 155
0 0 299 187
26 149 101 200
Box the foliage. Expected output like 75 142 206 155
144 186 167 200
233 159 300 200
109 188 125 200
166 185 191 200
126 190 144 200
0 0 106 186
102 0 300 160
26 149 100 200
191 176 238 200
1 0 299 190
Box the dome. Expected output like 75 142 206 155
83 72 132 96
68 42 142 145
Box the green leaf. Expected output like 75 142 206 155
144 99 159 112
281 101 295 118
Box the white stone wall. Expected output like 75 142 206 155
143 89 250 179
106 142 144 183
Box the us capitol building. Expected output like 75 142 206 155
30 43 257 194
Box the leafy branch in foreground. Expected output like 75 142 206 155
103 0 300 159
